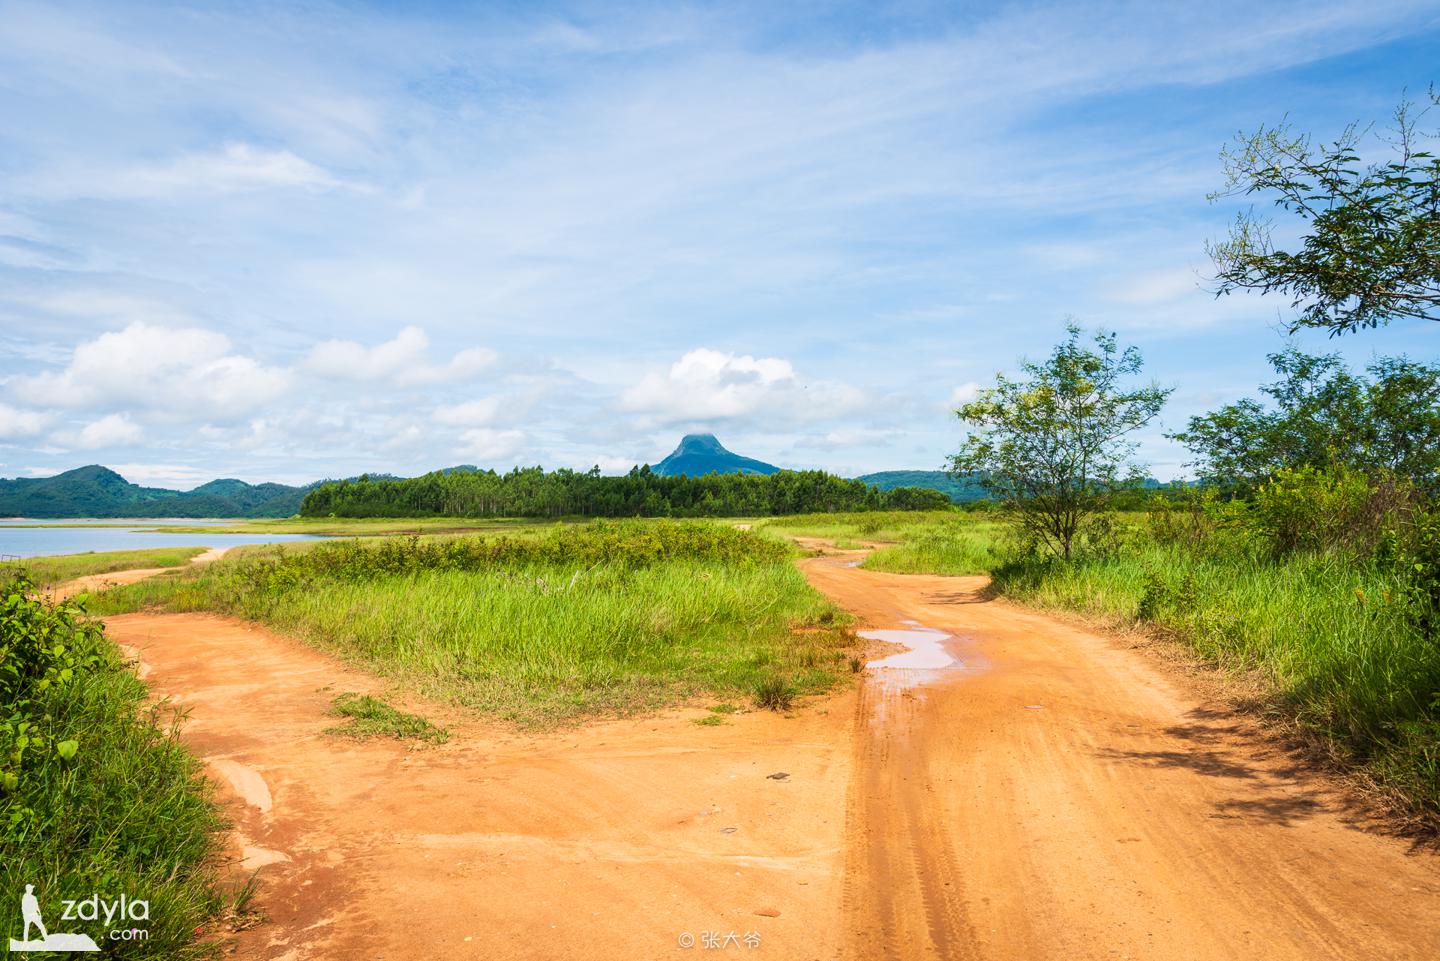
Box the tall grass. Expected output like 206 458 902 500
0 577 224 957
994 543 1440 815
94 521 855 725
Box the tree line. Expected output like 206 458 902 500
300 465 953 518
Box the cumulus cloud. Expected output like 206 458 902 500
949 382 982 406
433 398 503 426
14 322 291 418
619 348 864 427
456 427 526 462
105 462 215 488
68 412 142 449
307 326 497 387
0 403 51 439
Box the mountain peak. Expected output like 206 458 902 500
653 435 779 477
673 433 727 454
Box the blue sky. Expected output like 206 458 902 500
1 0 1438 488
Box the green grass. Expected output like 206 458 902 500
3 547 207 587
325 693 449 743
93 521 856 726
0 578 225 957
993 543 1440 817
862 523 999 575
760 510 1003 576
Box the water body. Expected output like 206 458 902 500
0 520 323 559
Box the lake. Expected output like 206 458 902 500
0 519 324 559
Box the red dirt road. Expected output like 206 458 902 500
800 553 1440 961
93 550 1440 960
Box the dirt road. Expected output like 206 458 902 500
91 550 1439 960
102 613 852 961
800 551 1440 961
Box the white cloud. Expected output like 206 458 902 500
69 413 142 449
0 403 51 439
949 382 982 406
90 143 346 198
14 322 291 418
433 398 503 426
619 348 864 427
794 427 895 451
105 462 214 488
307 326 497 387
1111 267 1203 305
456 428 526 463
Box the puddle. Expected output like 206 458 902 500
863 628 959 672
860 624 987 705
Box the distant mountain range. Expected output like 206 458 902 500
0 466 311 518
652 434 780 477
0 436 996 518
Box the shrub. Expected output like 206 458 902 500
0 576 223 957
1249 465 1410 558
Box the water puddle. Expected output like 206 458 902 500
863 628 958 673
859 622 987 710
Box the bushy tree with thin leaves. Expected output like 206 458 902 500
950 325 1171 560
1208 89 1440 336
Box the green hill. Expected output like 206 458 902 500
856 470 990 504
652 434 780 477
0 466 309 518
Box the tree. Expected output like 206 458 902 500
951 324 1171 560
1208 89 1440 336
1171 347 1440 493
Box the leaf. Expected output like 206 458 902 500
56 740 78 760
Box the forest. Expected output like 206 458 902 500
299 464 953 518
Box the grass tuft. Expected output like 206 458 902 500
752 675 796 712
325 693 449 744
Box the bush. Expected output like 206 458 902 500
0 576 223 957
1249 465 1409 558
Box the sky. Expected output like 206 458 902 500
2 0 1439 489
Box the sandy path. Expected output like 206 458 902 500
102 613 851 961
798 552 1440 961
48 546 232 601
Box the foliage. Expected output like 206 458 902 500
300 464 949 519
1249 465 1410 558
1208 89 1440 335
0 576 223 957
951 324 1172 560
1171 347 1440 492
